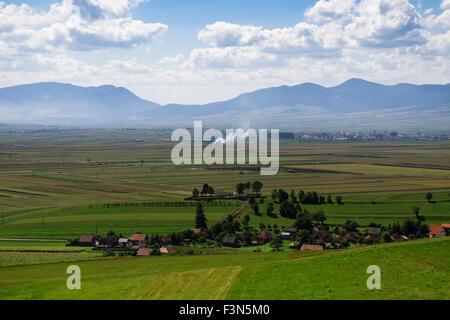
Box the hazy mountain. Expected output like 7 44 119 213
0 82 160 126
1 79 449 130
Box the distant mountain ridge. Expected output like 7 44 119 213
1 79 449 130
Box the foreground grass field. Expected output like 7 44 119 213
0 238 448 300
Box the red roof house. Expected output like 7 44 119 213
300 244 324 251
136 248 152 256
429 225 446 238
129 233 149 247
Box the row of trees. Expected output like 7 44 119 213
271 189 342 205
236 181 263 194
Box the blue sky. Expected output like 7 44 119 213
0 0 449 104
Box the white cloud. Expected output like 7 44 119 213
305 0 355 23
0 0 167 52
346 0 426 48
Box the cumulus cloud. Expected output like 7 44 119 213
305 0 355 23
0 0 167 52
346 0 426 48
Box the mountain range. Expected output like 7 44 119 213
1 79 449 130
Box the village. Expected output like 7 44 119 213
68 182 450 257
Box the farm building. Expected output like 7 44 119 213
190 228 201 234
390 234 408 242
442 224 450 233
222 236 238 248
429 225 446 238
116 238 129 248
78 235 97 247
312 230 328 241
136 248 152 256
301 244 323 251
257 229 273 244
281 227 298 240
366 227 381 238
129 233 149 247
162 235 173 245
160 247 174 254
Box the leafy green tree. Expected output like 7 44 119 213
425 193 433 203
271 189 278 202
192 188 199 197
236 183 246 195
251 181 263 193
312 210 327 226
294 212 313 231
298 190 305 203
343 220 359 232
336 196 343 204
277 189 289 202
252 203 260 216
207 186 215 195
195 205 207 229
290 190 296 203
280 200 297 219
327 195 334 204
266 202 275 216
270 236 283 251
296 229 312 245
201 183 210 196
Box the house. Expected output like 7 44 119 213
257 229 273 244
344 232 360 241
390 234 408 242
222 236 239 248
429 225 446 238
117 238 129 248
162 235 173 245
442 224 450 234
300 244 323 251
365 227 381 239
78 235 97 247
160 246 174 254
136 248 152 256
281 227 298 240
129 233 149 247
312 230 328 241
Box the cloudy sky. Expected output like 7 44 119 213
0 0 449 104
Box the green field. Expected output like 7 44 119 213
0 238 448 300
0 130 449 300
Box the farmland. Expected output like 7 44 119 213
0 238 448 300
0 130 449 300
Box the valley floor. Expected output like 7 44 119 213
0 237 448 300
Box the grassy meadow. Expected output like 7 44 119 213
0 130 449 299
0 238 448 300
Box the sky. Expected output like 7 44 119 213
0 0 449 105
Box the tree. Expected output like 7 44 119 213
236 183 246 195
298 190 305 203
201 183 210 196
336 196 343 205
312 210 327 226
343 220 359 233
327 195 334 204
290 190 296 203
280 200 297 219
271 189 278 202
425 193 433 203
277 189 289 203
195 205 207 229
192 188 199 197
294 212 313 231
252 203 260 216
243 214 250 229
248 195 256 205
270 235 283 251
266 202 275 216
296 229 312 245
207 186 215 195
251 181 263 193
